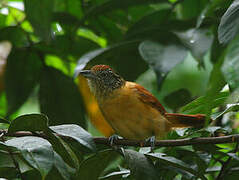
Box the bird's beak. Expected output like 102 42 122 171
76 70 95 79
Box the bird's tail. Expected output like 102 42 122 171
165 113 206 128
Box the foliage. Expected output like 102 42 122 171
0 0 239 179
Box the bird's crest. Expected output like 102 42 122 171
91 65 112 72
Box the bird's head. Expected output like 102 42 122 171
78 65 125 97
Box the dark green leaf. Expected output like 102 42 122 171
5 49 42 115
75 41 147 81
50 124 96 152
163 89 192 110
0 117 9 124
123 149 159 180
211 103 239 120
179 0 208 19
78 149 120 180
146 153 206 180
24 0 54 41
181 91 229 114
49 35 100 58
51 152 75 180
218 0 239 44
0 167 19 179
222 35 239 91
175 28 213 64
126 8 171 38
39 67 86 127
6 136 54 178
8 113 49 133
0 26 28 47
139 40 187 87
44 129 79 169
85 0 168 18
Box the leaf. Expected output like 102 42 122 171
179 0 208 19
8 113 49 133
75 41 147 81
0 117 9 124
24 0 54 41
218 0 239 44
211 103 239 120
44 129 79 169
0 26 28 47
146 153 206 180
123 149 159 180
52 152 75 180
163 89 192 110
5 49 42 115
78 149 120 180
6 136 54 178
175 28 213 64
50 124 96 152
126 8 172 38
181 91 229 114
222 35 239 91
139 40 187 87
85 0 168 18
39 67 86 127
0 167 19 179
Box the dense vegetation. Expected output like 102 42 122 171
0 0 239 179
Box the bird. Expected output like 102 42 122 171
77 64 206 140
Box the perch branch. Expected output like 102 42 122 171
1 129 239 147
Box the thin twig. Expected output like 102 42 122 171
1 130 239 147
216 142 239 180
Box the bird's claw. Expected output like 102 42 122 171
146 136 156 152
109 134 121 146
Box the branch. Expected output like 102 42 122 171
1 129 239 147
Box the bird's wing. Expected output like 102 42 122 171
133 83 166 114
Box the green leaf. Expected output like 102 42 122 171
123 149 159 180
0 167 19 179
6 136 54 178
51 152 75 180
44 129 79 169
5 49 42 115
181 91 229 114
179 0 208 19
163 89 192 110
175 28 213 64
24 0 54 41
85 0 168 18
211 103 239 120
50 35 100 58
0 117 10 124
8 113 49 133
0 26 28 47
75 41 147 81
218 0 239 44
126 8 172 38
78 149 120 180
39 67 86 127
222 35 239 91
146 153 206 180
139 40 187 87
50 124 96 152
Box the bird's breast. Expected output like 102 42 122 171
97 83 170 140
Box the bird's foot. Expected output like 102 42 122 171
108 134 121 146
145 136 156 152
